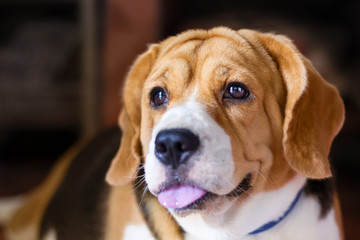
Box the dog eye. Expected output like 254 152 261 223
150 87 168 107
224 83 250 100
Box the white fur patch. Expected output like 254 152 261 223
0 195 26 224
316 208 340 240
42 228 57 240
248 194 340 240
144 101 234 195
122 224 155 240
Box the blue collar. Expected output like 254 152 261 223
248 187 304 235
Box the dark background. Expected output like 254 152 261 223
0 0 359 239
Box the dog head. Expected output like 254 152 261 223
106 27 344 217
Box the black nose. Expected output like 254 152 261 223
155 128 200 169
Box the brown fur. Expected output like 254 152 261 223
104 185 145 240
142 195 183 240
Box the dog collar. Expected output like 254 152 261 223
248 187 304 235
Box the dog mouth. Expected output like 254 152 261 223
157 173 252 213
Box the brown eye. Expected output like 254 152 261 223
150 87 168 107
224 83 250 100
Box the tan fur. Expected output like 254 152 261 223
106 44 160 186
105 185 182 240
104 185 145 240
256 33 345 179
143 195 183 240
6 139 90 240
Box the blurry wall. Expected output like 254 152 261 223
0 1 82 195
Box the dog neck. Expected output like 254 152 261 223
247 186 304 235
172 174 307 240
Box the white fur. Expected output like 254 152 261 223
122 224 155 240
316 209 340 240
0 195 26 224
145 101 235 196
0 195 33 240
42 228 57 240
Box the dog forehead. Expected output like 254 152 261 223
159 35 252 67
142 29 285 113
145 35 259 91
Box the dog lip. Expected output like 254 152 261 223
156 173 252 196
225 173 252 197
180 173 252 211
173 191 214 213
157 173 252 213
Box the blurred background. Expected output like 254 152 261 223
0 0 359 239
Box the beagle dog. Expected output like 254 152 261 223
6 27 345 240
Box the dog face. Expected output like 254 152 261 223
141 36 283 215
106 28 344 217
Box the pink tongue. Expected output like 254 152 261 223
158 185 206 209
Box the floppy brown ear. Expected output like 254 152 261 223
258 33 345 179
106 44 159 186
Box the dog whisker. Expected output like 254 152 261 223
223 229 239 240
132 178 146 192
222 176 238 192
255 170 267 183
120 174 146 193
255 170 278 193
121 173 145 181
160 206 173 220
136 184 149 208
267 174 278 192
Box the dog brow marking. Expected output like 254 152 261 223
188 85 199 102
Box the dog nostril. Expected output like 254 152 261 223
155 142 167 153
176 142 185 152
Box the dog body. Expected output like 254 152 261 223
6 27 344 240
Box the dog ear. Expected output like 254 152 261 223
106 44 159 186
257 33 345 179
